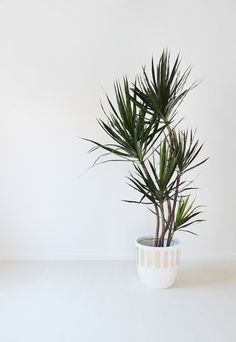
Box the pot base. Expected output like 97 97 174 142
137 265 179 288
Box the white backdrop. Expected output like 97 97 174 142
0 0 235 260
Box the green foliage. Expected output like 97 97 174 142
158 138 177 191
132 51 195 122
84 77 167 162
174 196 204 233
173 130 208 173
84 50 207 246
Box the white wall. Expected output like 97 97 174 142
0 0 235 260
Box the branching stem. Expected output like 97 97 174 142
167 172 181 246
140 160 160 246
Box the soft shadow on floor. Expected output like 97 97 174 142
174 261 236 289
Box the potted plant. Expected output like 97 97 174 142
84 50 208 288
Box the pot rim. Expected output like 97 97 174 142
136 235 181 250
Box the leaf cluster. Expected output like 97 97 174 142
85 78 167 163
173 130 208 173
174 196 204 234
83 50 208 243
132 51 195 122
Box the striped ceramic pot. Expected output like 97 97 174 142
136 236 181 289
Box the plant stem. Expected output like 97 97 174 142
167 172 181 246
155 207 160 247
158 202 167 247
140 160 160 246
164 198 173 246
164 123 180 246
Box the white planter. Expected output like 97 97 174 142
136 236 181 289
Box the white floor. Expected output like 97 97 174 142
0 261 235 342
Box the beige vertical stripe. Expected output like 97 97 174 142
140 249 145 266
147 251 153 268
171 250 175 267
163 251 169 268
138 247 180 268
154 251 161 268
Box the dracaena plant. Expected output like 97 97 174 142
84 50 208 247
